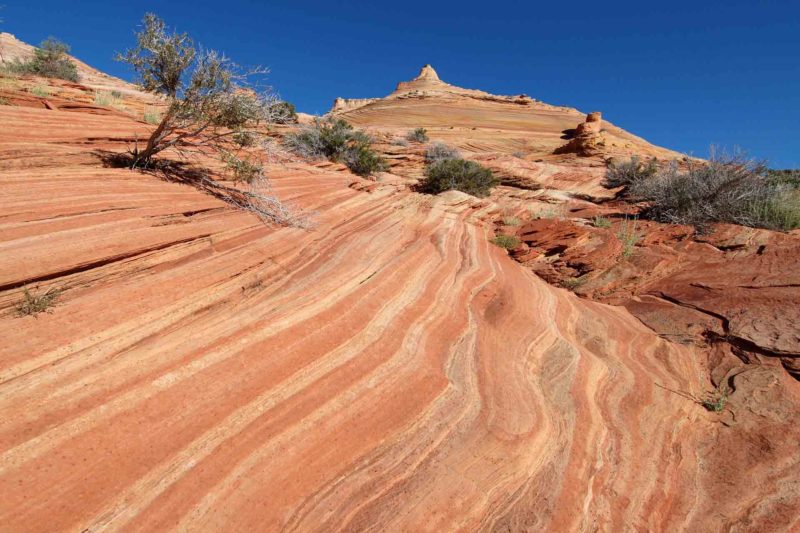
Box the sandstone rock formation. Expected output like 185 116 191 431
332 64 680 162
1 46 799 532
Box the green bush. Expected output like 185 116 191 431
418 158 497 197
406 127 429 142
345 143 388 176
10 38 79 82
285 117 387 176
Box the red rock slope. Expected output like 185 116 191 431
1 70 799 531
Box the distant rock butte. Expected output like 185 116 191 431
331 64 683 161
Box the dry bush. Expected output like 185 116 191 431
425 142 461 163
406 127 429 142
605 156 658 189
629 153 800 231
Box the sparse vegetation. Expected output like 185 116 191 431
512 151 525 158
16 286 61 316
30 85 50 98
391 137 409 147
605 156 658 189
701 384 729 412
115 13 300 226
626 153 800 231
562 276 587 290
406 127 429 143
0 96 10 105
94 90 123 108
8 37 79 82
425 142 460 163
502 215 521 226
491 235 520 249
529 204 563 219
592 215 611 228
143 107 161 124
418 158 497 197
284 117 387 176
269 101 298 124
617 216 640 258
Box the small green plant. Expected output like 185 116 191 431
617 216 640 258
491 235 520 250
30 85 51 98
418 158 497 197
143 108 161 124
701 384 729 412
16 286 61 316
406 127 429 142
502 215 521 226
592 215 611 228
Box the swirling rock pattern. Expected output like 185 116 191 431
2 76 800 532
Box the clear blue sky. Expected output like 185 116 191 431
3 0 799 167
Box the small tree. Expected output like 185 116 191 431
115 13 301 226
116 13 287 169
11 37 79 82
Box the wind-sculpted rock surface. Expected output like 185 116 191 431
1 58 799 532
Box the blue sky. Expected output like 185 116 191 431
3 0 799 167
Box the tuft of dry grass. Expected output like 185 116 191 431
491 235 520 250
16 286 61 317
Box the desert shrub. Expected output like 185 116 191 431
345 143 388 176
605 156 658 189
491 235 520 249
285 117 386 176
502 215 521 226
270 101 297 124
0 96 10 105
111 90 123 98
419 158 497 197
425 142 460 163
592 215 611 228
115 13 300 226
617 216 640 258
94 90 123 108
406 127 428 142
10 38 78 82
768 169 800 188
630 154 800 230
